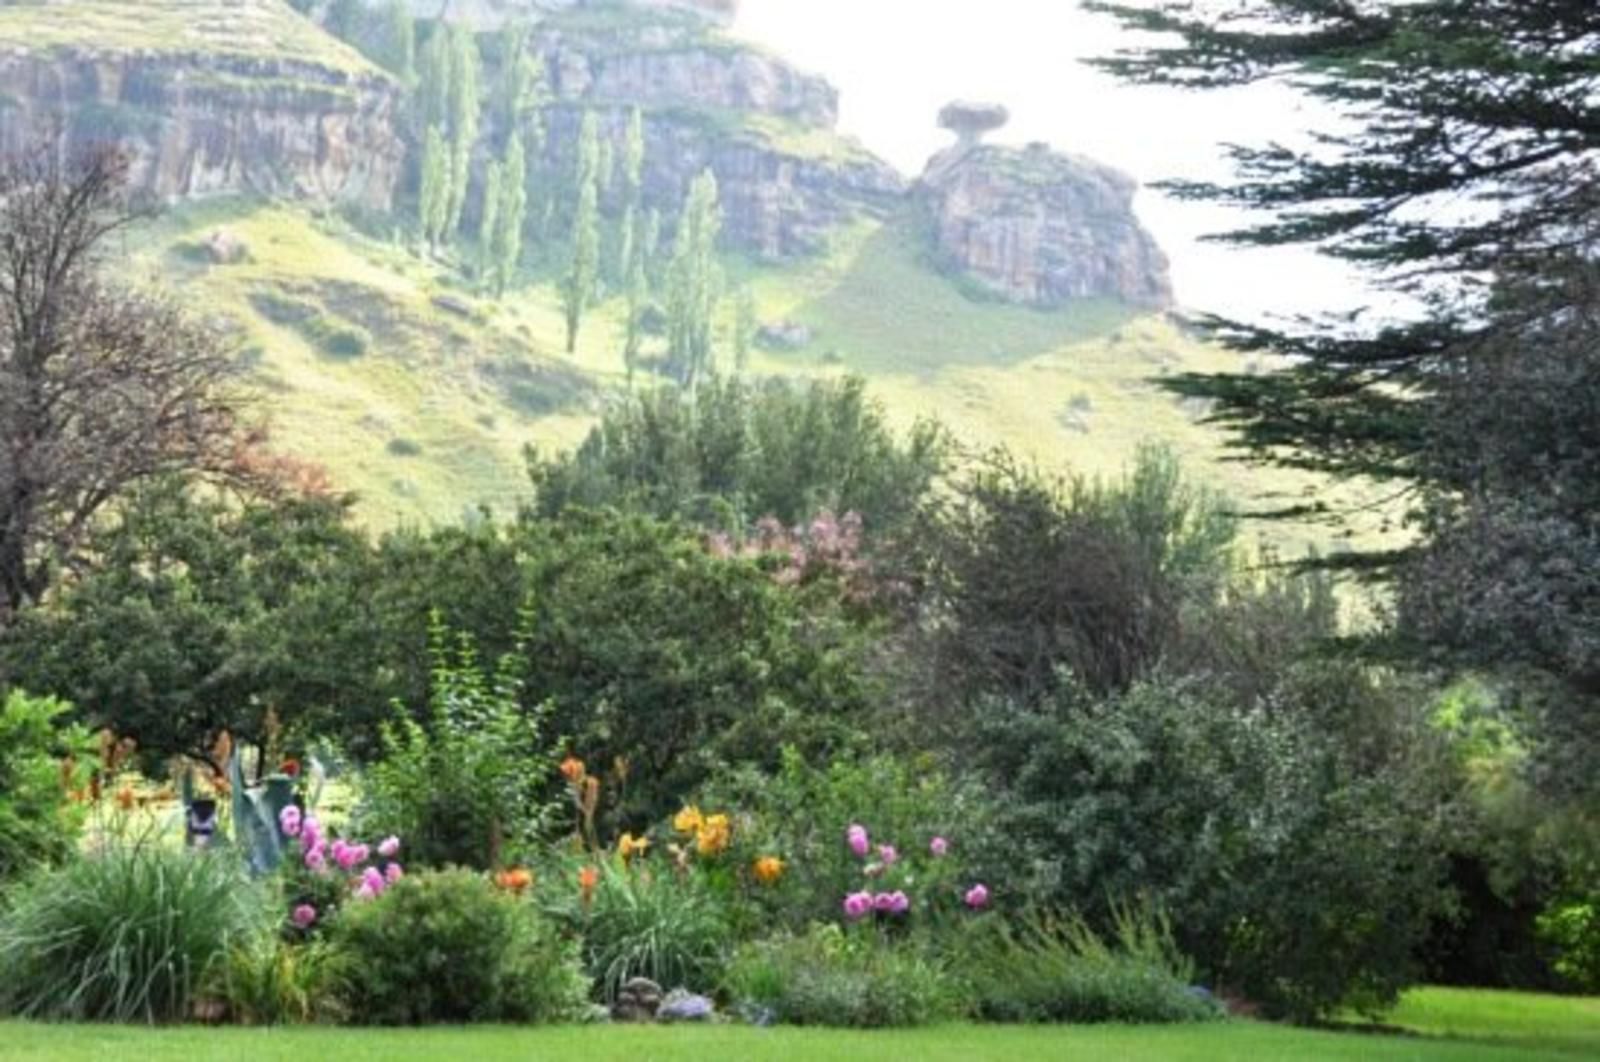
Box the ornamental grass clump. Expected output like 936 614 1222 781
0 841 269 1023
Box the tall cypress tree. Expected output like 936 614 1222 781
418 124 450 249
1085 1 1600 566
666 169 723 388
564 177 600 354
442 26 481 243
477 160 503 284
378 0 415 84
492 132 528 296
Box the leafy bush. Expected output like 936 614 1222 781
357 615 558 870
976 670 1453 1022
0 690 91 882
0 843 269 1023
959 906 1220 1024
1538 897 1600 992
554 859 732 1001
208 937 351 1025
331 868 587 1025
725 924 962 1028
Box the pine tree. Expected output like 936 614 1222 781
1085 1 1600 563
418 124 450 249
666 169 722 387
564 175 600 354
477 160 503 284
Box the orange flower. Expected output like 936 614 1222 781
559 756 587 783
753 855 785 886
578 865 600 905
618 832 651 861
695 814 731 856
115 786 137 812
495 867 535 892
672 805 704 834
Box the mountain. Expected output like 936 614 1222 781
0 0 1396 555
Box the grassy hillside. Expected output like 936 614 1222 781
130 197 1401 560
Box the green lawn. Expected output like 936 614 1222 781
4 990 1597 1062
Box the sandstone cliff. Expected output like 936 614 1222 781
0 1 404 208
919 141 1173 308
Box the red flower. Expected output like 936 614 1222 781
280 759 301 778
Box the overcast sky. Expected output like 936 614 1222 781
733 0 1371 321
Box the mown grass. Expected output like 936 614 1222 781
0 1011 1585 1062
1374 986 1600 1057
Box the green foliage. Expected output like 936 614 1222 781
1537 897 1600 993
666 169 723 385
700 748 1008 933
564 112 602 352
0 691 91 882
418 124 450 247
375 1 415 84
976 670 1454 1022
0 844 269 1023
208 936 351 1026
528 374 948 535
557 861 731 1001
358 615 558 870
959 907 1219 1024
0 479 370 766
725 925 962 1028
331 868 587 1025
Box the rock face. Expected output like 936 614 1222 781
919 142 1173 308
380 0 737 31
533 9 904 259
0 46 403 209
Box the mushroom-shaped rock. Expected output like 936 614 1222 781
938 100 1011 145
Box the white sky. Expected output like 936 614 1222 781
733 0 1373 321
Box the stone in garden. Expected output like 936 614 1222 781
658 988 716 1022
612 976 664 1022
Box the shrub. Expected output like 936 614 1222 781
357 615 558 870
208 937 351 1025
567 859 731 1001
0 843 269 1023
959 906 1221 1024
724 924 962 1028
1538 897 1600 992
331 868 587 1025
0 690 91 882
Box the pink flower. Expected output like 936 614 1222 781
377 836 401 859
930 836 949 857
384 862 404 884
842 891 873 921
353 882 377 902
964 884 991 910
304 846 326 873
878 844 898 866
873 892 896 913
332 840 361 871
300 816 321 852
348 843 370 866
847 824 870 858
290 903 317 929
278 805 302 838
361 866 386 896
889 891 910 914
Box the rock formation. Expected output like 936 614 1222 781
0 2 404 209
379 0 737 31
919 111 1173 308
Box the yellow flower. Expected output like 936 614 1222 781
673 805 704 835
753 855 785 885
618 832 651 861
695 814 731 856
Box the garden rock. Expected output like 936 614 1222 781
612 977 664 1022
658 988 716 1023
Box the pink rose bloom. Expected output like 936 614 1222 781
353 882 377 902
889 891 911 914
278 805 302 838
377 836 401 858
847 824 870 858
964 884 990 910
333 841 361 871
930 836 949 857
348 843 370 866
290 903 317 929
300 816 321 851
304 846 326 873
361 866 386 895
878 844 898 866
873 892 896 913
842 891 872 921
384 862 404 884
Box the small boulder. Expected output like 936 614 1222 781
658 989 716 1023
756 320 812 351
430 293 475 319
612 977 664 1023
203 229 249 265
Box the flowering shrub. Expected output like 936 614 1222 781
274 805 403 936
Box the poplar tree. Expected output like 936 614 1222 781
492 132 528 296
623 207 650 384
442 27 481 242
666 170 722 387
616 107 646 282
477 160 503 284
418 124 450 249
378 0 415 85
497 22 543 132
563 119 602 354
